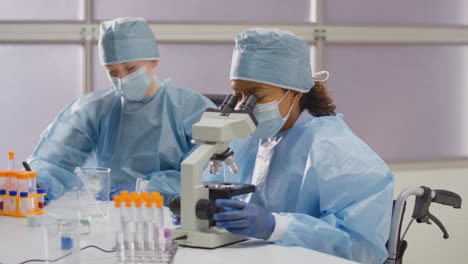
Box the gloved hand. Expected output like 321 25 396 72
44 195 50 206
36 183 50 206
97 183 136 201
213 199 275 239
171 213 181 226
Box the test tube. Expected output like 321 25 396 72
143 196 155 251
9 190 17 214
133 194 145 255
123 194 135 262
7 171 17 192
28 172 37 194
20 192 28 215
28 194 35 213
0 189 6 213
8 151 15 170
17 172 29 194
0 170 7 190
151 192 164 226
37 188 46 210
164 229 173 252
150 192 164 251
28 172 37 211
114 195 125 263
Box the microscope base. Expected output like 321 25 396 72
172 227 247 248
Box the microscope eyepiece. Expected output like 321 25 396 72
238 95 257 113
219 94 238 111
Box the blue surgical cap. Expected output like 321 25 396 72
99 17 159 65
230 28 314 93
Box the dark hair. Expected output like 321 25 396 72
299 81 336 117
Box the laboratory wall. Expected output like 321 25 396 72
321 0 468 162
93 0 313 23
323 45 468 162
324 0 468 26
0 0 82 20
0 44 82 162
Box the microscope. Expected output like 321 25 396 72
169 94 258 248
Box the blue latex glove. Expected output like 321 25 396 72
171 213 181 226
44 195 50 206
213 199 275 239
98 183 136 201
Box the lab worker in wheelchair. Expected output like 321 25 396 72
204 28 394 264
27 17 215 205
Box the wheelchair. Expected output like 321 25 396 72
385 186 462 264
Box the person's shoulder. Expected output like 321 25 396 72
294 113 350 137
70 89 116 114
305 114 386 162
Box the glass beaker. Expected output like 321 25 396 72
44 218 81 264
75 167 111 219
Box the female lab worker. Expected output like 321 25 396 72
28 17 215 204
207 29 394 264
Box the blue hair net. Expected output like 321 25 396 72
99 17 159 65
230 28 314 93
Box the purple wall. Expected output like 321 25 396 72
0 0 82 20
93 0 312 23
0 44 82 161
324 0 468 26
324 45 468 162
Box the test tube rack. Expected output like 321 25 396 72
0 192 46 218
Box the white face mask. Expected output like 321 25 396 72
250 90 296 139
109 64 153 102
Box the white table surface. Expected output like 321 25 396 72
0 196 358 264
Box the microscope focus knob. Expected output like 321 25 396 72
196 199 225 221
169 196 181 217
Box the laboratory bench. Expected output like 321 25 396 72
0 198 357 264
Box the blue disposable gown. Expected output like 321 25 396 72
205 112 394 264
29 79 215 204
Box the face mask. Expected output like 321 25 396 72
109 64 153 102
250 90 296 139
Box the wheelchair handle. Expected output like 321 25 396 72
433 189 462 209
387 186 462 262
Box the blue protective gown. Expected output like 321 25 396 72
205 112 394 264
29 79 215 203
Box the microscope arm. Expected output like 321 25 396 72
180 142 229 231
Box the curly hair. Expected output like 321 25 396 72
299 82 336 117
